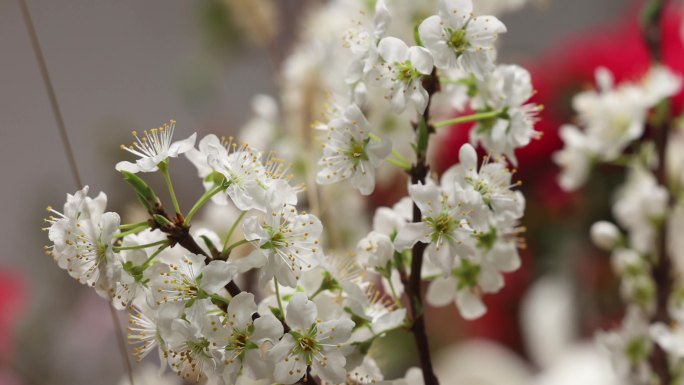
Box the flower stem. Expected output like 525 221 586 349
274 278 285 316
431 109 504 129
222 211 247 252
141 244 169 269
159 161 181 215
119 221 149 230
114 224 149 239
184 184 225 225
113 239 168 251
642 1 673 383
222 239 249 258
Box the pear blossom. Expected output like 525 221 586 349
316 104 391 195
418 0 507 78
243 205 323 288
270 293 354 384
372 37 434 114
116 120 196 173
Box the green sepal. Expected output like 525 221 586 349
121 171 158 211
153 214 173 228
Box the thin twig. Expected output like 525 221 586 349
403 68 440 385
18 1 136 383
641 0 673 384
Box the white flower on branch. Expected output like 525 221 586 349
149 252 236 306
205 292 283 384
45 186 120 295
394 181 478 273
418 0 506 78
470 65 541 164
371 36 434 114
316 104 391 195
116 120 196 173
344 0 392 85
243 205 323 288
270 293 354 384
597 306 653 384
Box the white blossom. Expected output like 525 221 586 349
270 293 354 384
394 181 477 273
45 186 120 294
316 104 391 195
243 205 323 288
116 121 196 173
149 252 237 306
344 0 392 84
372 37 434 114
470 65 541 163
418 0 506 78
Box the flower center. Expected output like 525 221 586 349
292 332 322 365
347 138 369 164
396 61 421 83
453 259 481 289
427 213 457 244
187 337 211 358
447 29 469 54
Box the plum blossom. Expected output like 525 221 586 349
316 104 391 195
418 0 506 78
270 293 354 384
470 65 541 164
45 186 120 294
116 120 196 173
372 37 434 114
243 205 323 287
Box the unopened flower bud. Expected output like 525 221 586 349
590 221 621 251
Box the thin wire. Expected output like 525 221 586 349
18 0 82 189
17 1 135 384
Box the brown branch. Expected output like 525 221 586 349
403 69 440 385
641 0 673 384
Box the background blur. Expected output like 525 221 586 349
0 0 665 384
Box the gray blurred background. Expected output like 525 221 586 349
0 0 626 384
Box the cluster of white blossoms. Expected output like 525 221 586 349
554 66 682 191
45 0 537 384
554 65 684 383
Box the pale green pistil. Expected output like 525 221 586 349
187 338 211 358
427 213 456 243
292 334 322 365
624 337 649 364
466 177 491 205
346 138 369 165
447 29 469 54
453 259 481 289
396 61 421 84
